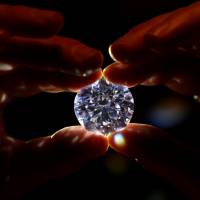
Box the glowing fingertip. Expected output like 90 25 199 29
113 133 126 147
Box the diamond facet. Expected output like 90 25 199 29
74 78 134 134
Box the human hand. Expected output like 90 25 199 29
104 1 200 96
0 4 108 199
104 2 200 200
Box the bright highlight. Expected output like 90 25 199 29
113 133 126 147
0 63 13 71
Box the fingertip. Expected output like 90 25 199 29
102 64 114 82
103 63 125 84
109 124 200 199
38 11 64 37
108 127 133 156
50 12 64 34
102 64 111 78
51 126 108 158
50 126 87 141
108 123 163 157
12 128 108 192
83 132 109 157
103 63 137 87
108 126 133 156
25 126 108 166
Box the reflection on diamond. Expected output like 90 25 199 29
74 78 134 134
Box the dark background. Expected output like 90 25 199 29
1 0 200 199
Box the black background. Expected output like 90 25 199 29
1 0 200 199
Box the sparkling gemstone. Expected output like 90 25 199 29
74 78 134 134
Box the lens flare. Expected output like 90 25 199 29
146 97 190 128
113 133 126 147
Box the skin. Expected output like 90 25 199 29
1 1 200 199
104 1 200 95
104 2 200 200
0 4 108 200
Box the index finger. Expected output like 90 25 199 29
0 4 64 37
109 11 172 63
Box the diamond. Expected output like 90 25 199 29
74 78 134 134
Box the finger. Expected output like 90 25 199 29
140 72 167 86
103 62 151 87
108 123 200 200
0 36 103 76
0 29 10 46
0 4 64 37
104 59 200 96
107 2 200 92
165 66 200 95
103 60 165 87
109 11 172 63
3 126 108 198
0 68 102 97
0 136 23 176
147 2 200 45
109 2 200 63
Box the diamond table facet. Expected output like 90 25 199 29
74 78 134 134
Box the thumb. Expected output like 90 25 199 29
108 123 200 200
2 126 108 199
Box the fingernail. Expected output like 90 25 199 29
103 67 117 83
